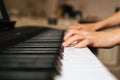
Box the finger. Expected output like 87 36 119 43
64 29 79 40
63 35 83 47
74 39 90 48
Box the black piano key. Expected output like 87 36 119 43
25 39 62 42
7 47 59 51
25 36 63 42
28 35 63 41
32 33 62 36
0 71 54 80
0 54 61 75
24 39 62 44
39 30 64 34
5 47 59 51
24 31 64 43
37 34 63 37
31 37 62 40
1 47 63 60
35 31 63 34
13 47 64 55
1 50 59 54
1 48 59 54
30 32 64 39
0 55 58 70
1 47 63 59
14 43 61 48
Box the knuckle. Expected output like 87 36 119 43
71 29 78 33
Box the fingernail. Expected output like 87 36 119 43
62 43 66 47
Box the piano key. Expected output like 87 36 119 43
39 30 64 34
55 47 117 80
1 47 63 59
0 55 60 71
0 71 54 80
33 33 62 36
0 55 61 76
1 50 59 54
31 37 62 40
33 33 63 36
33 30 64 36
7 47 59 51
14 43 61 48
30 33 64 39
25 39 62 43
26 40 62 43
25 39 62 42
29 34 63 38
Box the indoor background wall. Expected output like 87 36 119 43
4 0 120 19
62 0 120 19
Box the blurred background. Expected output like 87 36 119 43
4 0 120 19
3 0 120 79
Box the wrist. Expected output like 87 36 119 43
92 22 103 31
93 20 108 30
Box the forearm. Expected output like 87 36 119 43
111 29 120 46
93 11 120 30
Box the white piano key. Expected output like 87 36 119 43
55 47 117 80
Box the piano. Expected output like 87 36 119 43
0 0 118 80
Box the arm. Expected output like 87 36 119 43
67 11 120 31
94 11 120 30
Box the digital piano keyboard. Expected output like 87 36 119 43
0 0 118 79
